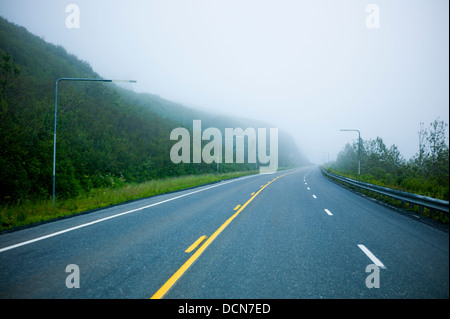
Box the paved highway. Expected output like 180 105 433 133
0 166 448 298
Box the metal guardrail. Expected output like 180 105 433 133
321 168 449 215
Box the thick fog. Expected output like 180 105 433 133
1 0 448 164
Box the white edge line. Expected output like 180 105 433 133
0 174 261 253
358 244 386 269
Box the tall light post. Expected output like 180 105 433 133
322 152 330 165
340 129 361 177
53 78 136 206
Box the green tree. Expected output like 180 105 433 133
0 53 21 98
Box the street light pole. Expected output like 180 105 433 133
340 129 361 177
53 78 136 206
322 152 329 165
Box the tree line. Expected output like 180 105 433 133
328 119 449 200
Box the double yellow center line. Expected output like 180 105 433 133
150 170 297 299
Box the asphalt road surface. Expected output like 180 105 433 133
0 166 448 299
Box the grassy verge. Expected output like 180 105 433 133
322 167 449 224
324 167 448 200
0 171 257 232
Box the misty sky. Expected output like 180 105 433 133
0 0 448 164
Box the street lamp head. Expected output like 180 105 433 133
340 129 360 134
57 78 137 84
111 79 137 83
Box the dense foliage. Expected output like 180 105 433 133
0 17 308 204
328 119 449 200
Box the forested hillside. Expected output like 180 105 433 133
0 17 308 204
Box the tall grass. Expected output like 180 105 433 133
323 168 449 223
325 168 448 200
0 171 256 232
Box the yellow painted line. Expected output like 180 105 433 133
233 204 241 211
250 192 255 196
185 235 207 253
150 169 300 299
